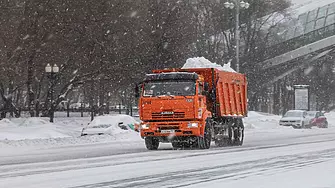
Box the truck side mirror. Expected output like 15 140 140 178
135 84 140 98
204 82 209 91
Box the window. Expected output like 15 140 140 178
307 112 316 117
307 10 317 23
317 6 328 19
305 21 315 33
284 19 297 40
294 26 304 37
198 82 203 94
284 111 304 117
143 81 196 97
298 13 308 24
328 3 335 15
285 27 295 40
315 18 326 29
325 14 335 26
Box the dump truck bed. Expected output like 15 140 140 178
153 68 248 117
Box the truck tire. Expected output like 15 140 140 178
145 137 159 150
233 118 244 146
172 142 182 149
198 120 212 149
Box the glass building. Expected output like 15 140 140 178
274 2 335 42
263 1 335 59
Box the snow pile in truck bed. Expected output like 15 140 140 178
182 57 236 72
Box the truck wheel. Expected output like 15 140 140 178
198 120 212 149
145 137 159 150
172 142 182 149
233 119 244 146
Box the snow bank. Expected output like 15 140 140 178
17 117 50 127
182 57 236 72
0 115 141 148
244 111 335 140
0 126 69 141
0 132 141 149
0 117 70 141
243 111 282 130
324 111 335 127
0 117 75 141
86 114 139 135
0 118 16 127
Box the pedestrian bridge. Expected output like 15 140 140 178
258 1 335 71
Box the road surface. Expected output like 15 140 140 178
1 127 335 188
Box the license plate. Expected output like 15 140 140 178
161 130 175 134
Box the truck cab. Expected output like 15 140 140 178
136 72 211 149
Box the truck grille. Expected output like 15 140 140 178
157 123 181 132
152 112 185 119
159 126 179 130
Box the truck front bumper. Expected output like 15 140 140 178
140 121 202 138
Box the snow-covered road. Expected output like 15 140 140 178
1 112 335 187
1 131 335 187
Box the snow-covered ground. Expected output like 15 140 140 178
0 114 141 149
1 111 335 187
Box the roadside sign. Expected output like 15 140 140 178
294 85 309 110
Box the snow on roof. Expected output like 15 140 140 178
182 57 236 73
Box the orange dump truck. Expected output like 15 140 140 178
135 68 247 150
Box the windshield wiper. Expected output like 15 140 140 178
167 94 175 98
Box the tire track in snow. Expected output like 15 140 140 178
1 138 335 179
2 131 334 167
71 149 335 188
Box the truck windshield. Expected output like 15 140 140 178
143 81 196 97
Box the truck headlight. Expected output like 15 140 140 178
188 122 198 128
141 124 150 129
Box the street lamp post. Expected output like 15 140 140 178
107 92 111 114
45 63 59 123
224 0 250 73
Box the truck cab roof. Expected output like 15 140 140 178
144 72 199 82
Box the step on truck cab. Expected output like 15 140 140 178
135 68 248 150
